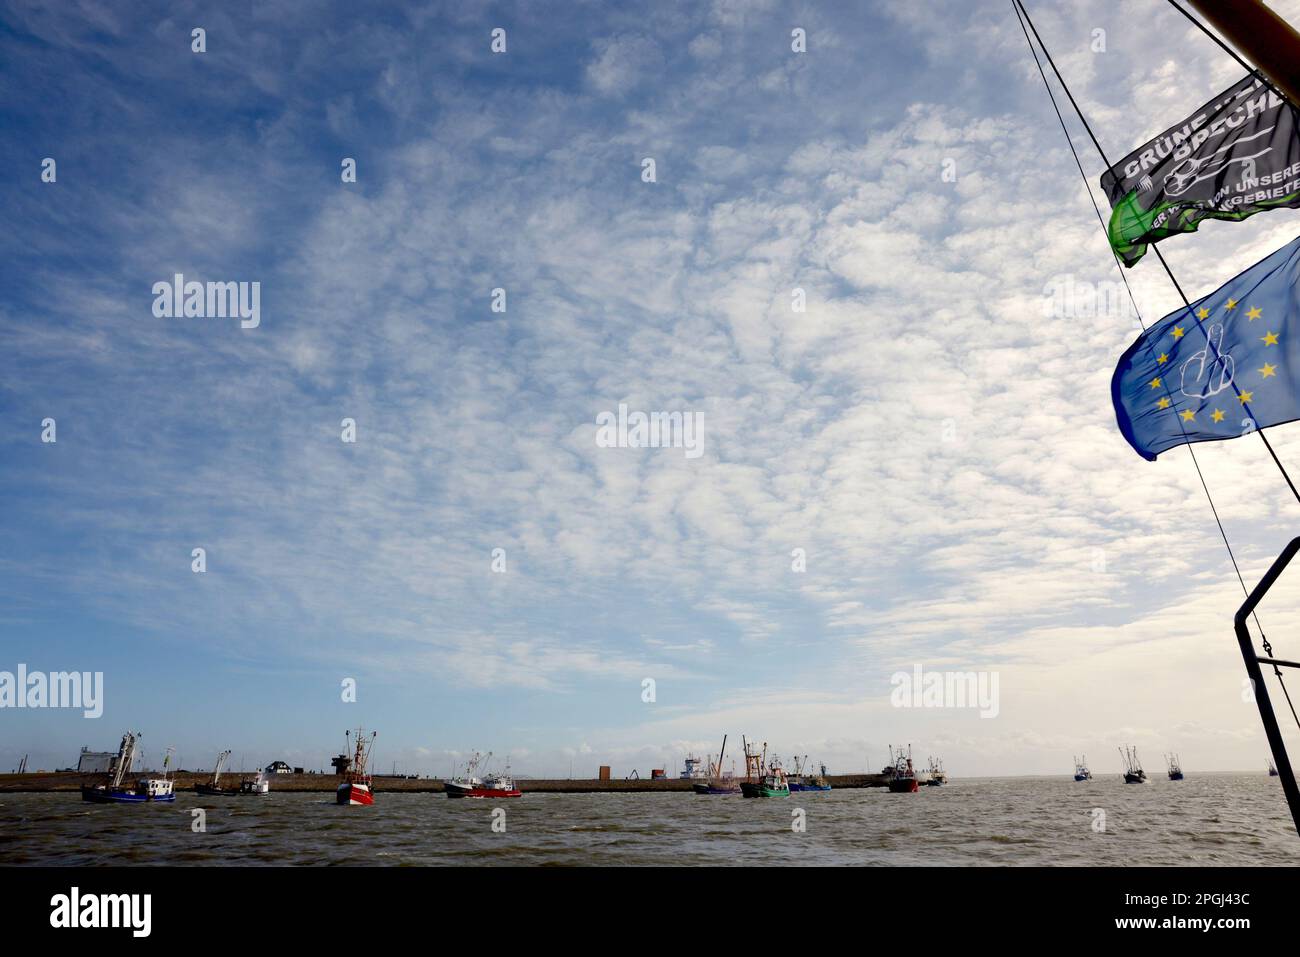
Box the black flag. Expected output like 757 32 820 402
1101 75 1300 267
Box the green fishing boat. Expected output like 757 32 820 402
739 736 789 798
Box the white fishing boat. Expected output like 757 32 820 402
240 769 270 795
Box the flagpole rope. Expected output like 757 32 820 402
1013 0 1300 732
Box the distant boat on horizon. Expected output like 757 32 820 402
1120 745 1147 784
1166 753 1184 781
923 756 947 787
1073 755 1092 781
1269 758 1280 777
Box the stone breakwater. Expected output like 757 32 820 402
0 771 891 793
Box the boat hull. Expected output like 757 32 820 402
888 778 919 793
1123 772 1146 784
1168 772 1184 781
693 783 741 795
195 784 240 796
1073 773 1091 781
740 782 789 798
788 783 831 792
81 785 175 804
336 782 374 805
445 786 521 799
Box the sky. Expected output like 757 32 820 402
3 0 1300 784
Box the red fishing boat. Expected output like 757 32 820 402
887 744 919 793
335 728 376 806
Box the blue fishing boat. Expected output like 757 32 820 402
80 732 176 803
1073 755 1092 781
787 755 831 791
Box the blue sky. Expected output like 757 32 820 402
4 0 1300 778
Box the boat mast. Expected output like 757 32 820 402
110 731 134 789
211 750 231 787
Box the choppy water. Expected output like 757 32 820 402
2 775 1297 866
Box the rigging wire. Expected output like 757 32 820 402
1014 0 1300 509
1011 0 1300 732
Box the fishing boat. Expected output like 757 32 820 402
1119 745 1147 784
1269 759 1280 777
923 756 947 786
335 728 376 805
1166 753 1184 781
887 744 919 793
195 750 239 796
446 752 522 798
692 735 741 794
81 731 176 804
1073 755 1092 781
240 769 270 795
788 755 831 792
445 751 486 797
739 737 789 798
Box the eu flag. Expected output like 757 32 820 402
1112 233 1300 460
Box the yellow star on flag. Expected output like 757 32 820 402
1180 409 1196 422
1157 397 1171 410
1196 306 1210 320
1172 326 1185 340
1226 298 1239 311
1212 409 1226 423
1246 306 1263 321
1149 376 1162 389
1260 363 1278 378
1157 353 1169 364
1261 331 1279 346
1239 390 1254 404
